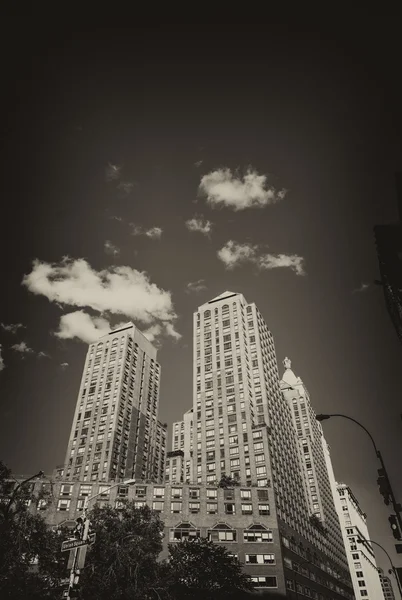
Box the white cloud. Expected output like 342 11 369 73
199 168 286 211
0 344 4 372
55 310 118 343
217 241 305 276
22 258 180 341
37 351 51 359
1 322 25 334
60 362 69 369
142 324 163 343
185 216 212 236
117 181 134 194
186 279 207 294
130 224 163 240
11 341 34 354
110 215 123 222
353 282 370 293
194 160 203 168
104 240 120 256
105 163 121 181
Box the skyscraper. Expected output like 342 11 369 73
187 290 354 597
335 483 385 599
63 322 166 484
165 408 193 484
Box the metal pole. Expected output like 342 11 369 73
316 414 402 533
67 548 78 600
4 470 44 518
358 538 402 599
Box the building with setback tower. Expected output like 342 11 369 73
62 322 166 484
175 290 354 598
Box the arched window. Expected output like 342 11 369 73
169 522 200 542
243 524 273 542
204 310 211 319
207 523 236 542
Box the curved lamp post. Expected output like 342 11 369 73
4 470 44 518
357 538 402 598
316 413 402 534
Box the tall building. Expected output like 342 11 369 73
374 173 402 344
379 570 396 600
280 362 351 578
166 408 194 484
334 483 384 600
63 323 166 484
185 290 354 597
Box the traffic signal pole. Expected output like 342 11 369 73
316 414 402 540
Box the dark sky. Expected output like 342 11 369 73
0 18 401 578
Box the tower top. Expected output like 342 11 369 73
283 357 292 370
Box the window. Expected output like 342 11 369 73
60 484 73 497
259 504 270 515
134 501 146 509
135 486 147 497
37 498 47 510
171 502 182 513
154 487 165 498
250 576 277 588
207 503 217 514
352 553 359 560
79 484 92 497
244 525 273 542
225 503 235 515
360 592 368 597
241 504 253 514
208 524 236 542
170 523 200 541
207 489 217 499
171 488 182 498
240 489 251 499
245 554 275 564
57 499 71 511
189 502 200 513
152 501 164 512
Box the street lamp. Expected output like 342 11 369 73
316 413 402 535
4 470 44 518
357 538 402 598
82 477 136 517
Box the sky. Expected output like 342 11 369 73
0 18 401 582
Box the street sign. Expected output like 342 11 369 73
61 533 96 552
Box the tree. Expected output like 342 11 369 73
165 537 254 600
79 500 164 600
217 475 240 489
0 461 66 599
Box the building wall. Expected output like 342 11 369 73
334 484 385 600
22 478 358 597
62 323 164 484
380 573 396 600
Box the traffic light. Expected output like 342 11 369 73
389 515 402 540
377 469 392 505
73 517 85 540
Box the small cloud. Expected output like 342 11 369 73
110 215 124 222
217 241 305 276
186 279 207 294
104 240 120 256
0 344 5 372
199 167 286 211
60 362 69 370
185 216 212 236
130 224 163 240
145 227 163 240
1 322 25 334
11 341 34 355
37 351 51 359
353 282 370 294
117 181 134 195
105 163 121 181
194 160 203 168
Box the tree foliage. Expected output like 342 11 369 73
0 461 66 600
165 537 254 600
79 500 165 600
